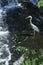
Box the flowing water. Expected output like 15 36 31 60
0 8 24 65
0 8 11 65
0 0 24 65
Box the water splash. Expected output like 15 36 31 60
0 8 11 65
0 44 11 65
8 0 18 5
3 0 22 10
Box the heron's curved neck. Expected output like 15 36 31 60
30 19 32 24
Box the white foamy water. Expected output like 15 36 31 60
0 0 23 65
4 0 22 10
4 3 22 10
0 31 9 36
13 54 25 65
0 44 11 62
8 0 18 5
0 8 11 65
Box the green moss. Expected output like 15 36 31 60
37 0 43 7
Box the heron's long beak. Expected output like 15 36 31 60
26 16 29 19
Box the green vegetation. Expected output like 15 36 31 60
17 46 43 65
15 1 43 64
37 0 43 7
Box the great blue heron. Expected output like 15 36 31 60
26 16 39 37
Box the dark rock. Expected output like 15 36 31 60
3 2 43 33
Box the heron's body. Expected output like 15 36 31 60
30 22 39 32
26 16 39 37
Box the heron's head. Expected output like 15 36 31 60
26 16 32 20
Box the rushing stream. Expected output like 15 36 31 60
0 8 11 65
0 0 25 65
0 8 24 65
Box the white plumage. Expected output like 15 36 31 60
30 22 39 32
26 16 39 37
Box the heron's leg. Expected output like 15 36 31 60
32 30 35 38
34 30 35 37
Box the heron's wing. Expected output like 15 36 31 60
31 24 39 32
